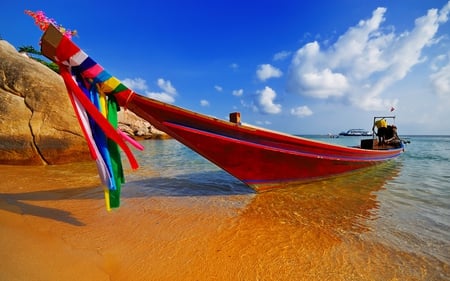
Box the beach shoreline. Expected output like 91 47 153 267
1 155 448 280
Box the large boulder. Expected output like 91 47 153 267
0 40 169 166
0 40 91 165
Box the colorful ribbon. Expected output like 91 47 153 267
27 11 143 210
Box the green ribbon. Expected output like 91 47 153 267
107 95 125 208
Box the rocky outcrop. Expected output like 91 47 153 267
0 40 168 165
118 110 171 140
0 40 91 165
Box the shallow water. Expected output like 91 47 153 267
0 136 448 280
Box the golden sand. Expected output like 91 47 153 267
0 162 446 280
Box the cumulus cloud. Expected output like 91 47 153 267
298 67 349 98
287 2 450 111
122 77 177 103
256 86 282 114
122 77 147 91
256 64 283 81
214 85 223 92
157 78 177 95
232 89 244 97
290 106 313 117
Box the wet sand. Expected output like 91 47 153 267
0 162 447 280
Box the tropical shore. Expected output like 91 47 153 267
1 147 448 281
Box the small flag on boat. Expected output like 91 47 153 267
26 10 143 210
390 106 395 112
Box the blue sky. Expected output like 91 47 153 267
2 1 450 135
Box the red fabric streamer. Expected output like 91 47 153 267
58 66 139 169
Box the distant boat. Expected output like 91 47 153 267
40 24 405 192
339 129 373 136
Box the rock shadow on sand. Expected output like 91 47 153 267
0 170 252 225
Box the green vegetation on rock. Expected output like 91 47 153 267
17 45 59 73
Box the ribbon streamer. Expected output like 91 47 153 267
27 10 143 209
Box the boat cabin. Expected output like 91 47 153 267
361 116 402 150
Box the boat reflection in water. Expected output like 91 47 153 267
240 162 399 236
199 161 402 280
110 154 404 280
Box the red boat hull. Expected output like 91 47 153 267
115 92 404 191
37 24 404 197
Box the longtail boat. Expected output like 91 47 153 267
36 22 405 207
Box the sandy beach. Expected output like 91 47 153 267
1 154 447 281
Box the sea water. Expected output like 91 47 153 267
0 135 448 280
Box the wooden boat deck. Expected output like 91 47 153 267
361 138 403 150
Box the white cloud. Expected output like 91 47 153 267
430 54 446 71
273 51 291 61
122 77 148 91
200 99 210 106
146 92 175 103
287 3 450 111
257 86 282 114
214 85 223 92
298 68 349 98
122 77 177 103
256 120 272 126
240 99 258 112
232 89 243 97
430 54 450 99
438 1 450 22
290 106 313 117
256 64 283 81
157 78 177 95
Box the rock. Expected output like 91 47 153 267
0 40 169 166
118 110 171 140
0 40 91 165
